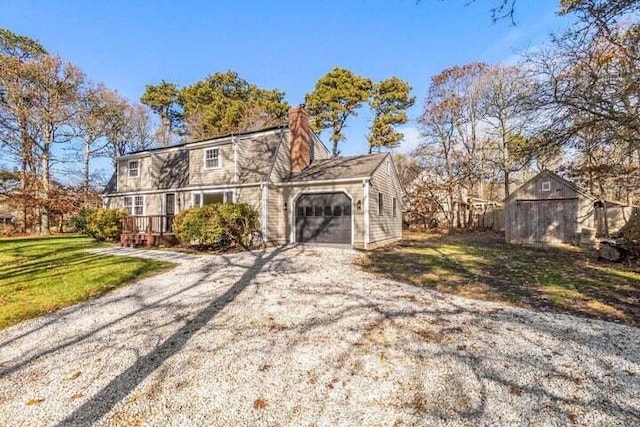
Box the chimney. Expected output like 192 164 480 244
289 105 311 173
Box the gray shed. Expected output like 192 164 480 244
504 170 634 245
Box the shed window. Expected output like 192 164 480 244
393 197 397 217
541 181 551 192
128 160 139 178
378 193 384 216
204 148 220 169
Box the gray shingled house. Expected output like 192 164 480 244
103 106 403 249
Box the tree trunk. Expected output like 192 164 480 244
40 123 52 235
504 169 510 199
83 139 91 194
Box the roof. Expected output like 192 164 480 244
286 153 388 183
125 125 287 156
505 169 634 206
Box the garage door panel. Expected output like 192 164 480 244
295 192 351 244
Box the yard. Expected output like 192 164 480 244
0 245 637 426
0 236 173 328
360 232 640 327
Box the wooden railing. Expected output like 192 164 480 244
122 215 175 235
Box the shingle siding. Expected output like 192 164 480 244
369 156 403 245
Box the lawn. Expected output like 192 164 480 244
0 235 174 328
359 232 640 326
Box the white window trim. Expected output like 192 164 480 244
133 195 145 216
128 160 140 178
541 181 551 192
203 148 222 170
192 189 235 207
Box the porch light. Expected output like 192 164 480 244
357 200 362 211
284 202 288 211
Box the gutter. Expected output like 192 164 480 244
276 176 371 187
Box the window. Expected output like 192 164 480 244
123 197 132 215
344 204 352 216
305 206 313 217
204 148 220 169
393 197 397 217
314 206 323 216
128 160 139 178
378 193 384 216
193 193 201 207
333 205 342 217
134 196 144 215
297 206 304 217
324 206 332 216
203 193 224 205
541 181 551 192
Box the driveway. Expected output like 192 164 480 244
0 245 638 426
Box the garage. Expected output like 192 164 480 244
295 192 352 244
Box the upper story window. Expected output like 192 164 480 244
204 148 220 169
541 181 551 192
378 193 384 216
128 160 139 178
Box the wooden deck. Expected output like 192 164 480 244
120 215 179 247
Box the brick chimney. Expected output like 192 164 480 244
289 105 311 173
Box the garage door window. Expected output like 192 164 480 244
305 206 313 216
344 204 352 216
314 206 323 216
333 206 342 217
324 206 332 216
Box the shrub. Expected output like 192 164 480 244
85 208 128 241
173 203 259 250
68 207 94 234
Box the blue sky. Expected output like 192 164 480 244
1 0 569 179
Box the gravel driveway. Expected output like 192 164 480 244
0 245 638 426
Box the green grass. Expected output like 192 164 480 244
0 235 174 329
360 232 640 326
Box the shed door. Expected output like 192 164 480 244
516 199 579 244
295 192 352 244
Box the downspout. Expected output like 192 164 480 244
364 178 370 249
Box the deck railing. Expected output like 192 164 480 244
122 215 175 235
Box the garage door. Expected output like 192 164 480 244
516 199 579 244
295 192 352 244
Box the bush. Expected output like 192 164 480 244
173 203 259 250
85 208 128 241
68 207 94 234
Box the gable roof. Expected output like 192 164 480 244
285 153 387 183
504 169 593 203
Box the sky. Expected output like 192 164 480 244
1 0 571 180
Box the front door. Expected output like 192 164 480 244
165 193 175 232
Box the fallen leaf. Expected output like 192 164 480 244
253 398 268 409
69 371 81 380
26 398 45 406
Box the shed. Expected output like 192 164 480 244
504 170 635 245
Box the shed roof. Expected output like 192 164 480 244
285 153 388 182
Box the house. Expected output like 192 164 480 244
504 169 635 246
103 106 404 249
